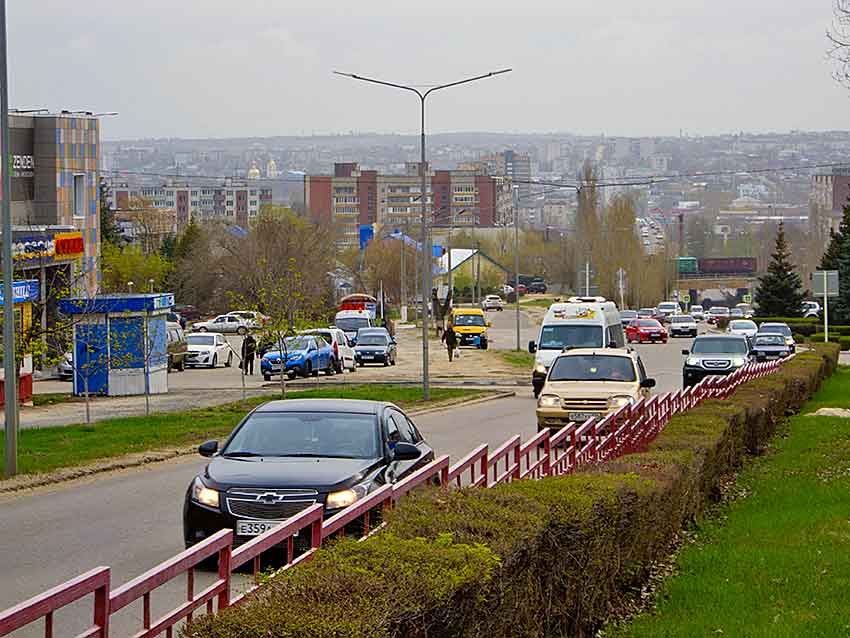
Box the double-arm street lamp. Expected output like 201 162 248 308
334 68 511 400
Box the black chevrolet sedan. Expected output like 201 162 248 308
183 399 433 548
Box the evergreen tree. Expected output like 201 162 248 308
819 201 850 323
754 223 805 317
99 179 121 246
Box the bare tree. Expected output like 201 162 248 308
829 1 850 88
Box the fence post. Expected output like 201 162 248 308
217 541 232 610
543 432 552 477
94 570 110 638
512 442 521 480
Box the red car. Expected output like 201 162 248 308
626 319 668 344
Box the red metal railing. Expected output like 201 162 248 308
0 358 787 637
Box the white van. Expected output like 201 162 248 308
333 310 374 345
528 297 624 398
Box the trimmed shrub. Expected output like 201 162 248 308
755 316 818 325
810 333 850 350
183 345 839 638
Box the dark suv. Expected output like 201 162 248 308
681 335 751 388
528 280 548 294
167 323 188 372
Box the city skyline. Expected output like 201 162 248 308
11 1 849 140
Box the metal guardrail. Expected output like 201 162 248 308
0 358 785 638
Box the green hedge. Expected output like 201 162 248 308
184 345 839 638
754 316 819 324
810 333 850 350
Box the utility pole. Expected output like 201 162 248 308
585 262 591 297
514 200 521 351
335 68 511 400
1 0 18 476
617 267 626 309
399 227 407 323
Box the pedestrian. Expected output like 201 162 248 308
241 333 257 375
441 324 458 362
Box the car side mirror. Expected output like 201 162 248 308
392 441 420 461
681 349 690 356
640 378 656 389
528 341 537 353
199 440 218 457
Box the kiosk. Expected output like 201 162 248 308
58 293 174 397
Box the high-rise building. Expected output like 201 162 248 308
811 170 850 237
477 150 532 201
304 163 499 248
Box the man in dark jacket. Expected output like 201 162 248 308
241 334 257 375
441 325 458 362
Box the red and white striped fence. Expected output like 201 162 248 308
0 358 784 638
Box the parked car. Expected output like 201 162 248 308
752 334 791 361
535 348 655 431
167 322 188 372
516 284 528 296
527 280 548 294
186 332 233 368
261 335 334 380
727 319 758 340
57 351 73 380
481 294 504 311
354 328 397 367
625 319 668 344
501 284 515 295
302 328 356 373
669 314 698 338
175 304 202 322
637 307 657 319
193 314 251 335
619 309 638 326
226 310 269 328
689 305 705 321
802 301 821 318
184 399 435 548
682 335 752 387
757 322 796 353
706 306 730 324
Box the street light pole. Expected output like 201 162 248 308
1 0 17 476
514 195 520 351
334 68 511 400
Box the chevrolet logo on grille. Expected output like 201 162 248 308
256 492 285 505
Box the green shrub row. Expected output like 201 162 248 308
810 333 850 350
754 316 819 324
184 344 839 638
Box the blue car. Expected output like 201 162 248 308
261 335 335 381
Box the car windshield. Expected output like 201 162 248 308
755 335 786 346
336 317 370 332
549 355 637 382
638 308 655 316
621 311 637 319
691 337 749 355
357 335 388 346
223 412 380 459
730 321 757 331
539 324 604 350
453 314 486 327
691 306 703 312
637 320 661 328
672 316 694 323
710 307 729 315
187 335 215 346
658 303 679 311
281 337 311 351
759 324 792 337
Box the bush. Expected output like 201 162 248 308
184 345 839 638
810 333 850 350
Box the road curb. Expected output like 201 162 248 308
0 390 514 496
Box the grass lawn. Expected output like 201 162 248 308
497 350 536 370
0 385 484 478
520 297 558 308
31 393 79 408
609 366 850 638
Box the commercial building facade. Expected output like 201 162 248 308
305 163 500 248
811 170 850 235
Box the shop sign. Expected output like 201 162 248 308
0 279 40 305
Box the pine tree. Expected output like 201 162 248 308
99 179 121 246
754 222 805 317
819 201 850 323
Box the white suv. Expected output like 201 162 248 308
482 295 504 311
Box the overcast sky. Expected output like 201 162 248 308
10 0 849 140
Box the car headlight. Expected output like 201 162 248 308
608 395 635 408
686 357 700 367
191 477 219 509
534 363 547 375
537 394 561 408
287 353 303 360
730 357 746 367
326 484 368 510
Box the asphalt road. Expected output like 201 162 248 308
0 318 696 636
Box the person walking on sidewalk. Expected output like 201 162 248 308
442 325 458 362
241 333 257 375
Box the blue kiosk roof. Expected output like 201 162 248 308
59 293 175 315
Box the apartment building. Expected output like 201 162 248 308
477 150 532 201
109 180 273 229
305 163 499 248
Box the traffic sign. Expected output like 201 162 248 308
681 293 691 303
743 294 752 304
811 271 839 297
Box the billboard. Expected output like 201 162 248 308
10 127 35 202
